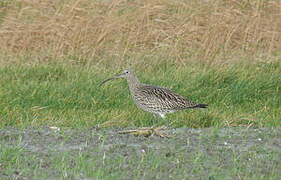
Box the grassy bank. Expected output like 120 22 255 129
0 0 280 129
0 58 280 129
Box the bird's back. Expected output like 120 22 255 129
131 84 203 113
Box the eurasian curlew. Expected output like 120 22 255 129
100 69 207 137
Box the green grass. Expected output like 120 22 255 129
1 146 279 179
0 58 280 129
1 128 280 180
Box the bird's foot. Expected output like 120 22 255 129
118 126 170 138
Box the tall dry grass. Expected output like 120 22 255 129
0 0 281 63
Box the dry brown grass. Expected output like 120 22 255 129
0 0 281 63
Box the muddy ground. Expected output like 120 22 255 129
1 127 281 179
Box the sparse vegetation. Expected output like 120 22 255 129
1 127 281 179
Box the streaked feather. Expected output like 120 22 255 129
101 69 207 118
132 85 203 113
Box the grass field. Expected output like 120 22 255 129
0 59 280 129
0 0 281 179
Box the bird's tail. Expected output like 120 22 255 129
193 104 208 108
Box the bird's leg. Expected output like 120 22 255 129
150 113 170 137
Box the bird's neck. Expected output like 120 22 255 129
127 73 140 90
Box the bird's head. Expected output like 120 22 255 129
100 69 133 86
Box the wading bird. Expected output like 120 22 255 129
100 69 207 137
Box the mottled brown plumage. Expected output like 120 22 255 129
100 69 207 118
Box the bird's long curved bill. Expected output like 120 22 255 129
99 72 126 86
99 77 117 86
